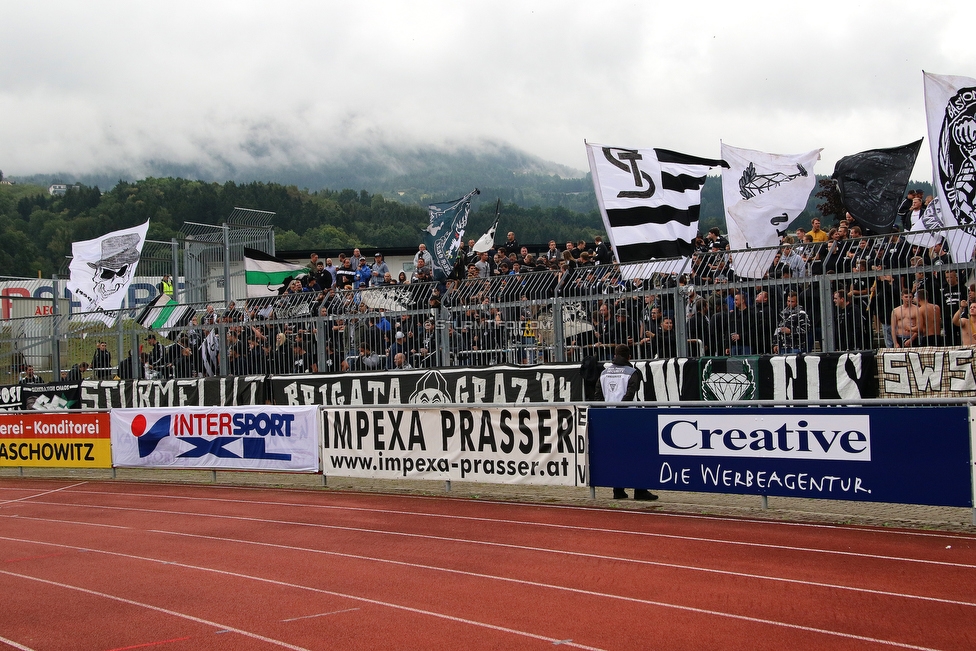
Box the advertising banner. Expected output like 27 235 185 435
0 412 111 468
322 406 586 486
82 376 267 409
111 406 319 472
272 366 582 406
588 406 972 507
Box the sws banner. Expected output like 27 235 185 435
877 348 976 399
322 406 587 486
272 365 583 406
111 406 319 471
81 376 267 409
588 406 971 506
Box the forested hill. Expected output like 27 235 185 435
0 170 931 278
0 178 609 277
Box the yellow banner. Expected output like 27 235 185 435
0 412 112 468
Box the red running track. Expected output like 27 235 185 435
1 478 974 650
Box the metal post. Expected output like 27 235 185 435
51 275 61 377
171 238 180 302
674 285 689 357
589 486 596 500
222 224 231 307
316 314 328 373
445 480 451 492
552 296 565 363
218 320 228 377
819 274 835 353
761 495 768 510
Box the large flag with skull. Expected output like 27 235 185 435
721 143 821 279
67 221 150 325
924 71 976 262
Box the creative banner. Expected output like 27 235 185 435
80 376 267 409
0 412 112 468
322 406 586 486
589 406 972 506
877 348 976 399
110 406 320 471
633 353 877 402
0 385 22 411
271 366 583 406
20 382 82 410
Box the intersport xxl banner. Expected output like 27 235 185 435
322 406 587 486
111 406 319 471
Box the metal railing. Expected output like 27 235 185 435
3 224 976 383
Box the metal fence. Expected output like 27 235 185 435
3 223 976 383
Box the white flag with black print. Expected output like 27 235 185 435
905 197 976 263
924 71 976 262
586 142 727 276
66 220 150 325
721 143 821 279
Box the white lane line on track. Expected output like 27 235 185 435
5 513 975 609
282 608 359 622
50 486 976 544
0 569 311 651
0 543 606 651
0 634 35 650
9 500 976 571
0 482 88 507
0 535 941 651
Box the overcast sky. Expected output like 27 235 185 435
1 1 972 182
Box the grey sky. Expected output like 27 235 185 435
1 1 972 182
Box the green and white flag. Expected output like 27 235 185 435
135 293 195 339
244 248 304 297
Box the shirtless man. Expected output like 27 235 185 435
952 299 976 346
891 290 920 348
914 289 942 347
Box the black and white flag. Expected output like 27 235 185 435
924 70 976 262
424 189 479 280
586 142 727 268
831 140 922 234
721 143 821 279
66 221 149 325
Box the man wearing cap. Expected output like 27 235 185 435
371 253 390 282
595 344 658 501
388 330 407 367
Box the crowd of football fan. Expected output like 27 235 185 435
63 189 974 382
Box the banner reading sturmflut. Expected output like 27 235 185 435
111 406 319 471
322 406 586 486
67 221 150 325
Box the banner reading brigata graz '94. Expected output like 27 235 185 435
111 406 319 472
322 406 586 486
273 366 582 406
588 406 972 507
